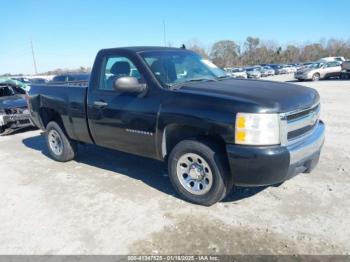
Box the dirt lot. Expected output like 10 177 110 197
0 75 349 255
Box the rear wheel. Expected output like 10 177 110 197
168 140 232 206
45 121 77 162
312 73 320 81
341 73 349 80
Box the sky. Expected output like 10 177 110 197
1 0 349 75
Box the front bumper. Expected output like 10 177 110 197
226 121 325 186
0 113 33 130
295 73 311 80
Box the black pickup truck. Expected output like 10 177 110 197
28 47 325 205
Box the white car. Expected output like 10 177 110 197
227 68 248 79
295 61 342 81
245 67 261 79
262 66 275 76
286 65 297 73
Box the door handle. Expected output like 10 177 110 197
93 100 108 108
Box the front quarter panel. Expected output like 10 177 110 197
157 90 254 158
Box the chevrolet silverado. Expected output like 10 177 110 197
28 47 325 206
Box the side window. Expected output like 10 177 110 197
99 56 143 91
326 62 339 68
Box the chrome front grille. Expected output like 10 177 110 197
280 103 320 146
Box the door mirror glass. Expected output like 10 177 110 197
114 76 147 93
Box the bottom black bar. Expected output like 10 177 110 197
0 255 348 262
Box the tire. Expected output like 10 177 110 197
168 140 232 206
312 73 320 81
45 121 77 162
341 73 349 80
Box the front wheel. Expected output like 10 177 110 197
45 121 77 162
312 73 320 81
168 140 232 206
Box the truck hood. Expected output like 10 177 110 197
177 79 319 113
0 95 27 110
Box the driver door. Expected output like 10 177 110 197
87 53 160 159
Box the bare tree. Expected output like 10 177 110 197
242 37 260 64
210 40 238 68
283 45 300 63
300 43 326 62
186 39 210 58
326 39 349 57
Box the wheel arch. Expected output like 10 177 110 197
39 107 65 131
313 71 321 77
161 124 227 160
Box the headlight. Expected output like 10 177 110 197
235 113 280 145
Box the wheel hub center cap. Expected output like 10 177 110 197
189 164 204 180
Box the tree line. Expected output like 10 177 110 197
186 37 350 68
0 66 91 77
2 38 350 76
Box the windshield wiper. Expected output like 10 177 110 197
216 75 233 80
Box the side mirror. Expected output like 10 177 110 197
113 76 147 93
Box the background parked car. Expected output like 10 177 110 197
262 66 275 76
0 78 33 134
286 65 297 73
50 73 90 83
245 67 261 79
253 66 269 77
277 65 292 74
268 64 284 75
295 61 342 81
228 68 248 79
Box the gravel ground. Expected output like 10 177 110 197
0 75 349 255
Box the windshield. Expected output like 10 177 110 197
308 63 323 69
140 51 227 87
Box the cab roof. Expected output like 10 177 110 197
100 46 189 53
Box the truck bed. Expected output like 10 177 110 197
29 83 93 144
